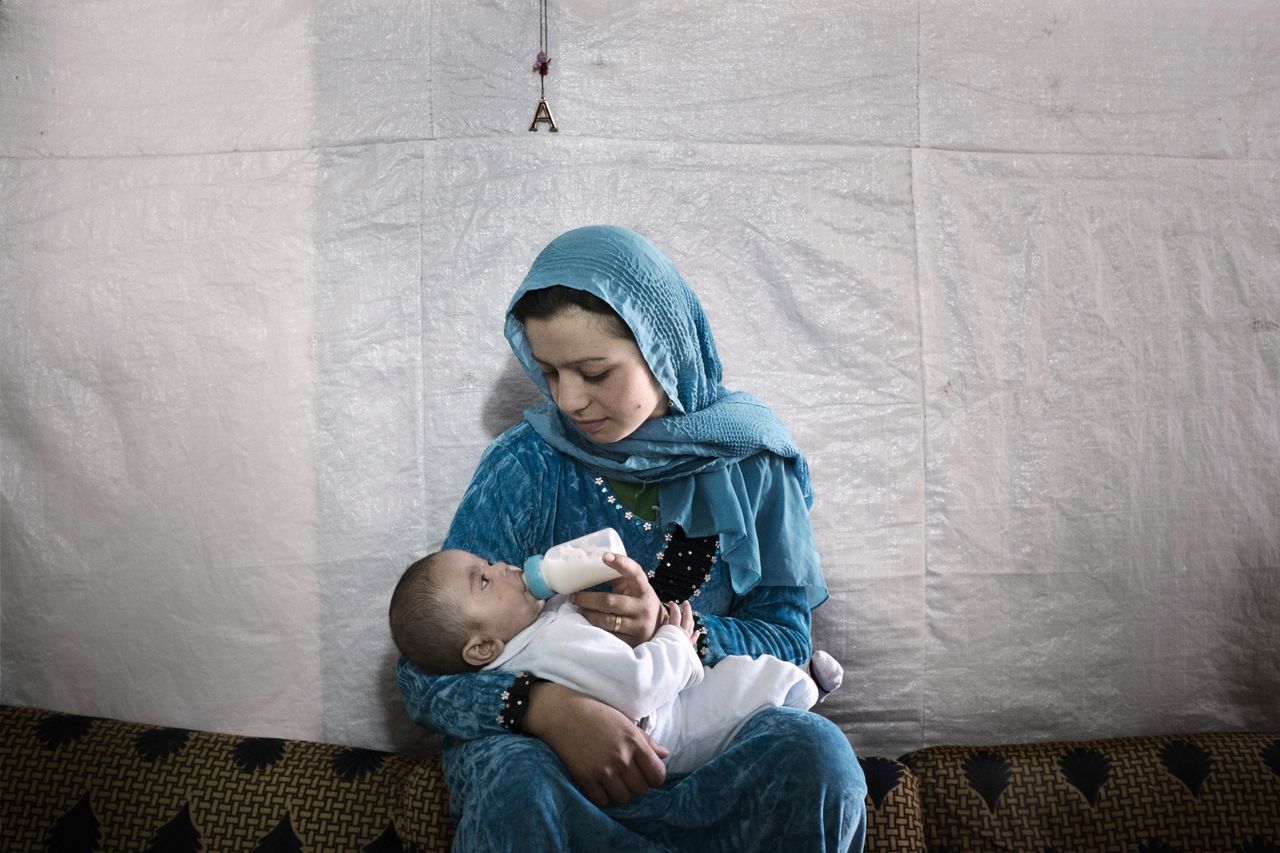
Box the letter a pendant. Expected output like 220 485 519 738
529 98 558 132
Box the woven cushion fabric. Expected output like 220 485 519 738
861 756 927 853
0 704 454 852
396 756 460 851
900 731 1280 853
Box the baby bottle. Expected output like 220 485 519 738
522 527 625 599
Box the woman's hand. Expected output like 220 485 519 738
571 552 663 646
523 681 668 806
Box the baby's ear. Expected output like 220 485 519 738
462 635 504 668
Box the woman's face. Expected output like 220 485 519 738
523 306 668 444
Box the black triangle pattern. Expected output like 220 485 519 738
332 747 388 782
144 803 201 853
45 792 101 853
362 821 405 853
1261 740 1280 778
36 714 95 750
232 737 286 774
136 727 192 763
252 813 304 853
858 756 903 810
962 750 1012 814
1058 747 1111 807
1159 739 1213 798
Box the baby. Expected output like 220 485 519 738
389 548 823 776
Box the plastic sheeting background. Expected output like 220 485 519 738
2 1 1278 760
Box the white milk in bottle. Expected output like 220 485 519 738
522 528 625 599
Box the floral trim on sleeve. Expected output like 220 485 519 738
496 673 544 733
693 612 712 660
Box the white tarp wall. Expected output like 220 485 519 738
2 1 1277 760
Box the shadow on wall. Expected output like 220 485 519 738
382 359 539 754
482 356 543 440
382 646 443 757
1220 540 1280 725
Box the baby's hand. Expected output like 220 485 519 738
662 601 702 646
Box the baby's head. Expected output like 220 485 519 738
389 549 542 674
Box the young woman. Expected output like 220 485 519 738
397 225 866 851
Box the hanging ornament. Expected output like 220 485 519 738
529 0 558 132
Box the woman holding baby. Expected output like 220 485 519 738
397 225 866 851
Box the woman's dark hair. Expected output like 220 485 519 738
511 285 634 341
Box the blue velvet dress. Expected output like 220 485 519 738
398 225 866 851
396 424 867 851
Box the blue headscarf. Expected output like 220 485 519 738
505 226 826 604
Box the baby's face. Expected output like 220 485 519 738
435 550 542 643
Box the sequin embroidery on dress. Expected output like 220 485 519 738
591 476 720 603
649 528 719 604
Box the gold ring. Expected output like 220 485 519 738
613 615 622 632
